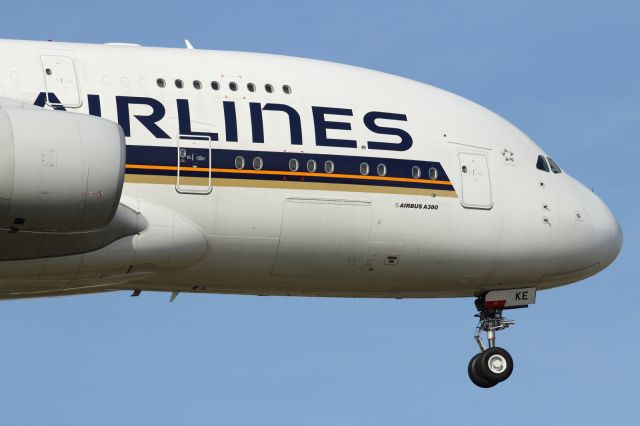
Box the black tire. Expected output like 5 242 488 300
479 347 513 383
468 353 496 388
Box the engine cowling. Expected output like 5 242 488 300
0 106 125 232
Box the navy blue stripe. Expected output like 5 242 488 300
126 145 454 191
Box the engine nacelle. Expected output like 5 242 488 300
0 107 125 232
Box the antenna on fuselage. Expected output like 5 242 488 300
184 39 195 50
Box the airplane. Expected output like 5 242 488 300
0 38 622 387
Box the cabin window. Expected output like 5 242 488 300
428 167 439 180
536 155 550 172
289 158 299 172
283 85 292 94
252 157 263 170
175 79 184 89
324 160 335 174
547 157 562 173
376 163 387 177
247 83 256 92
360 162 370 176
265 84 274 93
229 82 238 91
193 80 202 90
211 81 220 90
234 156 245 169
157 78 166 88
411 166 421 179
306 159 317 173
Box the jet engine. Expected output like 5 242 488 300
0 106 125 232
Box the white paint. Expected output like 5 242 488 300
40 55 82 108
0 39 623 300
272 198 372 278
458 152 493 209
484 287 537 307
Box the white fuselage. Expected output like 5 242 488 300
0 39 622 299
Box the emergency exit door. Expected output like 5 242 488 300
176 138 212 194
458 152 493 209
40 56 82 108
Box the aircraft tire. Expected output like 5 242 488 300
479 347 513 383
468 353 496 388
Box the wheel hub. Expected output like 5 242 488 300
487 354 506 374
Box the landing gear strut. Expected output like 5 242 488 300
468 295 516 388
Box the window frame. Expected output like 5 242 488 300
306 159 317 173
428 167 439 180
234 156 245 170
536 155 550 172
547 157 562 173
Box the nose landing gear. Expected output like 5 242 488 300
468 295 518 388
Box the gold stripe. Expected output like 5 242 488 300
125 163 453 186
125 174 176 185
124 174 458 197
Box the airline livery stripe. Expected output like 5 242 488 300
123 145 456 193
125 164 454 186
124 174 459 197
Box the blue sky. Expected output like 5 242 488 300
0 1 638 425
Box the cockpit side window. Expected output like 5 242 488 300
536 155 550 172
547 157 562 173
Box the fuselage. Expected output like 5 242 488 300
0 39 622 299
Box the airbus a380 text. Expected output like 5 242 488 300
0 39 622 387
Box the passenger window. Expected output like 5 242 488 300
234 156 245 169
289 158 299 172
283 85 292 94
360 162 370 176
229 82 238 91
247 83 256 92
376 163 387 177
547 157 562 174
193 80 202 90
211 81 220 90
324 160 335 174
411 166 421 179
428 167 439 180
252 157 263 170
157 78 166 88
307 159 317 173
265 84 274 93
536 155 550 172
175 79 184 89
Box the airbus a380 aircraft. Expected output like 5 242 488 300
0 39 622 387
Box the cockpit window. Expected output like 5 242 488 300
536 155 550 172
547 157 562 173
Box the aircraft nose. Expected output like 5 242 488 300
588 191 622 269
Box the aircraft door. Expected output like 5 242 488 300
272 198 372 278
40 56 82 108
458 152 493 209
176 138 212 194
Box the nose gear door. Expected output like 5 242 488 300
40 56 82 108
458 152 493 209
